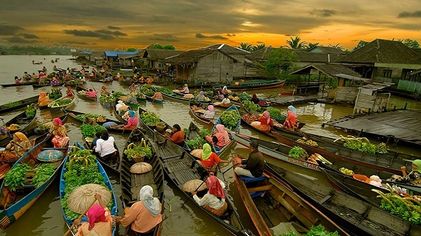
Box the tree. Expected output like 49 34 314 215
264 48 297 78
287 36 306 49
127 48 137 52
306 43 319 51
252 43 266 51
239 42 252 52
353 40 369 51
400 39 420 49
149 44 176 50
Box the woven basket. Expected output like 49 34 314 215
127 143 145 163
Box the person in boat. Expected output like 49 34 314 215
251 111 273 132
151 91 163 101
220 86 231 95
400 159 421 183
234 140 265 178
283 105 298 129
94 131 118 161
205 124 231 149
42 66 47 72
51 118 69 148
192 174 227 217
14 76 21 84
66 86 74 97
123 110 138 130
31 73 38 80
251 93 260 104
173 84 189 94
101 86 110 96
169 124 185 145
197 143 228 172
139 76 145 84
202 105 215 119
116 185 163 234
116 100 129 114
38 91 50 107
0 132 32 163
196 91 210 102
214 95 231 107
50 76 60 86
23 72 31 80
86 88 97 98
115 72 121 81
75 195 112 236
146 77 154 85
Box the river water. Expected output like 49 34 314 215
0 55 420 236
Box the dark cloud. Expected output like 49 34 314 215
63 29 127 40
0 24 23 35
20 33 39 39
5 36 37 44
108 26 121 30
149 33 179 42
226 33 236 37
311 9 336 17
398 11 421 18
196 33 227 39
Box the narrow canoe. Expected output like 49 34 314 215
150 129 251 236
233 162 348 236
146 96 163 104
214 80 285 91
0 96 38 114
268 163 421 236
80 140 121 176
189 101 213 126
76 86 97 101
59 147 118 235
1 81 37 87
32 82 64 89
48 95 76 110
120 128 165 236
66 110 129 134
214 105 241 133
0 109 38 147
162 92 192 104
0 135 67 229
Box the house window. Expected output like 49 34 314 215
383 69 392 78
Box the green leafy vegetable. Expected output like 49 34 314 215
342 137 387 154
280 225 339 236
124 140 153 160
186 136 206 150
266 107 286 123
32 163 56 187
25 104 36 118
140 112 160 126
242 100 262 113
288 146 308 159
220 110 241 131
239 92 252 101
80 124 106 138
4 163 31 191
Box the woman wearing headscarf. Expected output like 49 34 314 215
169 124 185 145
251 93 260 104
116 100 129 114
251 111 273 132
203 105 215 119
197 143 228 172
118 185 163 234
221 86 231 95
151 91 163 102
76 203 112 236
51 117 69 148
38 91 50 107
123 110 138 130
192 175 227 216
196 91 210 102
206 124 231 149
66 86 74 97
0 132 33 162
173 84 189 94
283 105 298 129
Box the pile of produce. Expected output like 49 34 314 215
62 148 111 220
281 225 339 236
156 86 173 95
49 88 62 100
32 163 56 187
337 135 388 154
297 137 318 147
80 124 107 138
220 110 241 130
288 146 308 160
186 136 207 150
4 163 31 191
139 85 155 96
99 94 115 104
7 124 20 131
373 185 421 224
124 139 153 160
242 100 262 113
266 107 286 123
339 167 354 176
49 98 72 108
75 113 106 123
239 92 251 101
25 105 36 118
140 112 160 126
199 128 211 138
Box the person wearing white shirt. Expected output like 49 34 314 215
192 175 227 216
94 131 117 159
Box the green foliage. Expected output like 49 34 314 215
280 225 339 236
4 163 31 191
49 98 72 108
266 107 286 123
343 138 387 154
32 163 56 187
186 136 206 150
124 143 152 160
288 146 308 159
199 128 211 138
139 84 155 96
127 48 138 52
80 124 106 138
239 92 252 101
242 100 262 113
400 39 420 49
353 40 369 51
49 88 62 100
149 44 175 50
25 104 36 118
264 48 297 78
287 36 306 49
306 43 319 51
239 43 266 52
378 192 421 224
220 110 241 130
155 86 173 95
75 113 106 123
0 45 72 55
140 112 160 126
99 94 115 104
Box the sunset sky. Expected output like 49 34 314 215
1 0 421 50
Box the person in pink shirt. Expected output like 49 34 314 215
86 89 97 98
124 110 138 130
206 124 231 149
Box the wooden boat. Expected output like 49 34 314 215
0 109 38 147
189 101 213 126
161 91 192 104
59 147 118 235
233 162 348 236
0 135 67 229
120 128 164 236
76 86 97 101
48 95 76 110
215 105 241 133
150 128 251 236
214 80 285 91
32 82 64 89
0 96 38 114
240 114 404 177
145 95 163 104
66 110 126 133
268 163 421 236
1 81 37 88
81 138 121 175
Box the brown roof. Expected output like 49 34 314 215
142 49 182 60
165 46 239 64
309 46 345 54
290 64 363 80
340 39 421 64
247 47 339 63
206 44 250 56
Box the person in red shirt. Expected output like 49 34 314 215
170 124 185 145
199 143 228 172
251 111 273 132
283 105 298 129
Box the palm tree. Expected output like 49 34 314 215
306 43 319 51
287 36 306 49
252 43 266 51
239 42 253 52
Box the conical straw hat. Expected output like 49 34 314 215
130 162 152 174
182 179 207 193
68 184 111 214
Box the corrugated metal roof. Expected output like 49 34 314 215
104 50 139 57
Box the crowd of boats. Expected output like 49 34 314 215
0 64 420 236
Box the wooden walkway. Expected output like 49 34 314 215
325 110 421 146
267 95 318 106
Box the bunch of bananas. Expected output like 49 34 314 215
297 138 318 147
339 167 354 176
